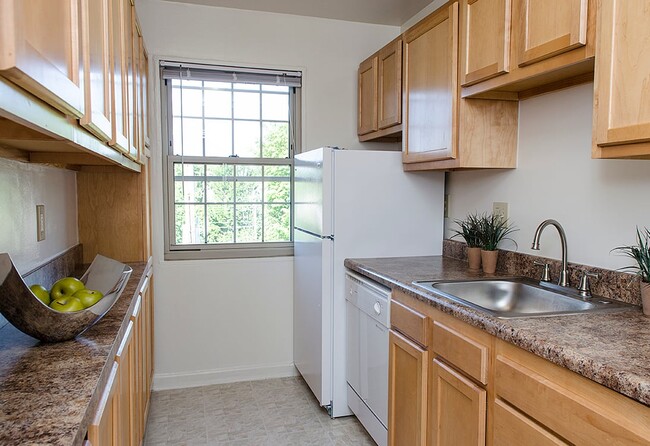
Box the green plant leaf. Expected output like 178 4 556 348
477 212 518 251
611 227 650 283
450 212 483 248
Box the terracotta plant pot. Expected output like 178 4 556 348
641 282 650 317
467 247 482 270
481 250 498 274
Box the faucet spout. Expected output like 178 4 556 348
531 219 569 287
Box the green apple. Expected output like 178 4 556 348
49 297 85 312
74 289 104 308
50 277 85 301
29 284 51 306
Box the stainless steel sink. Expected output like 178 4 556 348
412 277 635 318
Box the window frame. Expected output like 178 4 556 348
161 62 301 260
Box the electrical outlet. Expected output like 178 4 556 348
36 205 45 241
493 202 508 221
444 194 449 218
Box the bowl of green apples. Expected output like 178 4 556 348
0 253 132 342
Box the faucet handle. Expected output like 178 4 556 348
534 261 552 282
577 271 599 298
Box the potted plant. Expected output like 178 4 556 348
478 213 518 274
451 213 483 270
612 227 650 316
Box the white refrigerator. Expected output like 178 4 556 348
293 147 444 418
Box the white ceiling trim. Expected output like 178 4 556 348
161 0 435 26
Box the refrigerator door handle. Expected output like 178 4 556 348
294 227 334 240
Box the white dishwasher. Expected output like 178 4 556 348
345 271 390 446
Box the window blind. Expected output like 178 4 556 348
160 61 302 87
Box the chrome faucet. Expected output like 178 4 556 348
531 219 569 287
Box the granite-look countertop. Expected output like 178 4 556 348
345 256 650 407
0 261 148 446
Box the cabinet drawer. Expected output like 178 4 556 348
495 347 650 445
494 398 567 446
390 299 428 347
431 320 489 385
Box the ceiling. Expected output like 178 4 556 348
164 0 434 26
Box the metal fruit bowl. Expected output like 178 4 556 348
0 253 132 342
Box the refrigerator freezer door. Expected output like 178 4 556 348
293 227 332 407
294 148 326 236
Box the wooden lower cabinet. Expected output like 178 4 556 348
88 263 154 446
428 359 486 446
87 362 120 445
115 321 134 446
389 290 650 446
388 329 428 446
493 398 567 446
495 340 650 445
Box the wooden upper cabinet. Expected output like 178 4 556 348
593 0 650 159
357 56 378 136
460 0 511 86
139 34 150 158
80 0 112 142
514 0 589 67
357 37 402 141
377 38 402 130
403 3 458 163
0 0 85 118
460 0 595 99
403 1 518 170
132 7 144 163
123 0 137 161
141 44 150 149
108 0 129 154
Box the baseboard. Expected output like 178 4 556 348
152 362 299 391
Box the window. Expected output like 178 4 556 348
161 62 301 259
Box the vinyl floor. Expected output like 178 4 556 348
143 376 377 445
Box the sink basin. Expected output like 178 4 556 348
412 277 635 318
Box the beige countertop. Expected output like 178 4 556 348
0 261 148 446
345 255 650 407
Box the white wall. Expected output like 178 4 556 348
446 83 650 270
136 0 401 389
0 158 78 274
401 0 447 31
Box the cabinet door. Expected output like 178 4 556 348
388 330 428 446
139 36 149 159
142 271 154 409
80 0 112 142
429 358 486 446
377 38 402 129
0 0 85 117
141 44 150 149
493 398 568 446
108 0 129 153
130 295 143 445
514 0 588 67
115 321 134 446
87 362 119 446
403 3 458 164
593 0 650 159
358 56 378 135
460 0 511 86
123 0 137 160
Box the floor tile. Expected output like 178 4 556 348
144 376 376 446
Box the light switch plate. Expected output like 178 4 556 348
36 205 45 241
493 202 508 221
